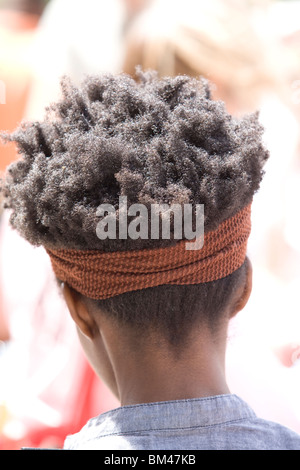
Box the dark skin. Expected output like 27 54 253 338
62 259 252 407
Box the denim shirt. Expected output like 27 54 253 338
64 394 300 450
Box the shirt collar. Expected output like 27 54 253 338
65 394 256 445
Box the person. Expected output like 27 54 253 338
0 0 152 449
122 0 300 432
1 71 300 450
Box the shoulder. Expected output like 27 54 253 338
231 415 300 450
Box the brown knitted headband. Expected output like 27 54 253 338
46 204 251 300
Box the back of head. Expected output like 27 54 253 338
1 71 268 348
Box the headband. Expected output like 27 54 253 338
46 204 251 300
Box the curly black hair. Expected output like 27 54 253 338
1 71 268 251
1 71 268 345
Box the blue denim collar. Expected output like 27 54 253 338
65 394 255 444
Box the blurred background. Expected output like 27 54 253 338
0 0 300 449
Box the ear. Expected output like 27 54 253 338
61 283 97 340
231 257 253 318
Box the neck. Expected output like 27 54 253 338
107 325 230 406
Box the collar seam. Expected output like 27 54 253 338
67 416 254 446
